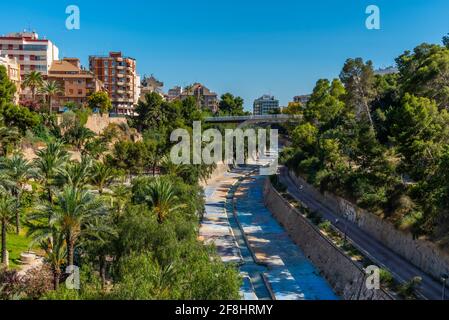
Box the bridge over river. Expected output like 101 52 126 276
200 165 338 300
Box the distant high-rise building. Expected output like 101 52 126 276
253 95 279 115
0 53 21 104
46 58 104 112
89 52 139 115
293 94 311 105
0 31 59 77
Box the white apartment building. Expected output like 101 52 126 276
0 31 59 77
0 54 21 103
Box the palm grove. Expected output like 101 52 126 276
0 67 242 299
282 35 449 242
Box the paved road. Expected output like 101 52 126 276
279 166 444 300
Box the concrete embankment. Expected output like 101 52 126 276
288 170 449 283
263 179 393 300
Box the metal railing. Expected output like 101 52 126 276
204 114 302 123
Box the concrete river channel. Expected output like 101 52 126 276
200 165 338 300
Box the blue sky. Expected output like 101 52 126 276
2 0 449 110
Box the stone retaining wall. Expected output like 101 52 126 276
57 114 128 134
288 170 449 281
263 179 392 300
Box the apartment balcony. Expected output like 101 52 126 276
117 89 125 94
116 57 123 62
117 81 125 86
117 73 124 78
117 65 124 70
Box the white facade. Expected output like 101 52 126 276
0 32 59 77
134 74 141 105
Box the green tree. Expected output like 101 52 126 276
282 102 303 115
305 79 346 126
0 120 20 157
22 71 43 104
0 155 36 234
339 58 376 129
90 162 115 194
41 232 66 290
390 93 449 179
0 104 40 135
396 43 449 108
138 178 184 224
106 141 149 175
40 81 62 115
34 142 70 203
57 157 93 189
87 92 112 116
443 33 449 49
133 92 165 132
218 93 245 116
0 191 16 266
0 66 17 107
29 186 106 267
63 125 96 152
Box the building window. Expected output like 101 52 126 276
23 44 48 51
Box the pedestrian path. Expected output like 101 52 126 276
200 171 243 264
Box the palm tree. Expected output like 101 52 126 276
90 162 115 194
108 185 131 218
46 186 105 266
40 80 62 114
34 142 69 203
22 71 43 103
144 179 183 224
0 155 37 234
0 191 16 266
0 123 20 157
63 124 96 152
160 155 189 177
57 157 92 189
41 231 66 290
82 215 117 289
26 210 66 290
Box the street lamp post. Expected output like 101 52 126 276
335 218 348 246
441 274 448 300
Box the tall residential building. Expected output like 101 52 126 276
0 31 59 77
89 52 139 115
253 95 279 115
46 58 104 112
180 83 218 112
0 53 21 104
